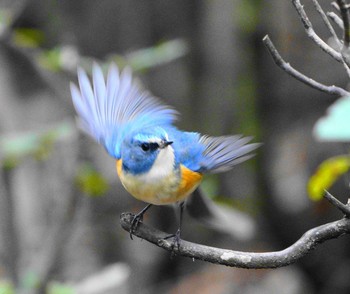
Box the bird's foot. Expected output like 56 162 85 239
164 229 181 257
130 214 142 240
129 204 152 240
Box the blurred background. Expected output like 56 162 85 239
0 0 350 293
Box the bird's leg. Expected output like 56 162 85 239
130 203 152 239
164 202 184 253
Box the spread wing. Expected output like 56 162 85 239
166 128 259 174
198 135 260 173
70 63 178 159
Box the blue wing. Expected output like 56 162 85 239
198 135 259 173
166 128 259 173
70 63 178 159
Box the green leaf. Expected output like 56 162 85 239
38 48 62 72
308 155 350 201
13 28 45 48
75 164 109 197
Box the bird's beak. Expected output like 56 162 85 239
159 140 173 149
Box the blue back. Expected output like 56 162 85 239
163 127 204 171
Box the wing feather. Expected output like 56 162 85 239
70 62 178 159
198 135 260 173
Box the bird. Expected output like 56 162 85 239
70 62 259 246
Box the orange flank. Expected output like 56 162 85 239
178 165 203 199
116 159 123 177
116 159 202 205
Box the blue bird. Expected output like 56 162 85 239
70 63 258 244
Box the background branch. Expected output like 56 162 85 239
337 0 350 67
327 11 344 29
313 0 340 47
263 35 350 96
314 0 350 76
292 0 343 62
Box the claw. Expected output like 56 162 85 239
129 204 152 239
164 228 182 256
129 214 142 240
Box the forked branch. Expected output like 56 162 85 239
292 0 343 62
264 0 350 95
262 35 350 96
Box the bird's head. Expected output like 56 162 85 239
120 127 174 175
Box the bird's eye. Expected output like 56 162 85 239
140 142 159 152
149 143 159 151
141 143 150 151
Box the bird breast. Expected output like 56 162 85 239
116 147 202 205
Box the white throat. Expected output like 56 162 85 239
139 145 175 182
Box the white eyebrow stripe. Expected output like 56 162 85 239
147 138 163 143
133 135 165 144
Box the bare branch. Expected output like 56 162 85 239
263 35 350 96
337 0 350 67
292 0 343 63
327 11 344 29
120 212 350 268
313 0 350 77
312 0 340 47
332 1 340 11
324 190 350 216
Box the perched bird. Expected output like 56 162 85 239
70 63 258 245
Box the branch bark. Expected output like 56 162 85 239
120 192 350 268
120 211 350 268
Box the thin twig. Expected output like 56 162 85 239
312 0 350 77
292 0 343 63
312 0 340 47
120 213 350 268
263 35 350 97
332 1 340 11
324 190 350 216
327 11 344 29
337 0 350 67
